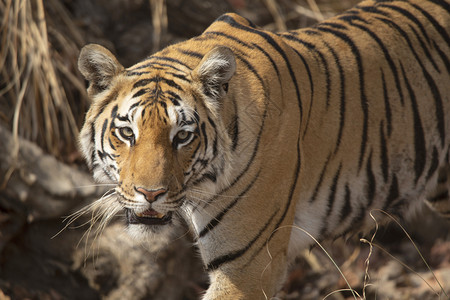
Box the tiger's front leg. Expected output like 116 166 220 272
202 259 289 299
198 226 292 300
202 271 246 300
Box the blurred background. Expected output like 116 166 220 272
0 0 449 299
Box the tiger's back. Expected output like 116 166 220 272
281 0 450 252
78 0 450 299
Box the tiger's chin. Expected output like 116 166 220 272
125 208 173 225
124 208 180 246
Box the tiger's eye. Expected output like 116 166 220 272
174 130 193 146
177 130 189 140
119 127 134 140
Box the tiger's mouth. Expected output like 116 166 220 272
125 208 172 225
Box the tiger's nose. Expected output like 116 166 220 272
135 187 167 203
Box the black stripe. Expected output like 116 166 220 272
178 49 203 59
116 114 129 122
406 24 440 72
168 72 191 82
383 174 399 212
110 105 118 119
207 117 218 157
164 78 183 90
110 129 119 142
378 3 432 44
323 42 346 153
326 164 342 218
349 16 405 107
127 70 150 76
292 48 314 138
128 60 188 73
319 164 343 237
365 151 376 207
426 147 440 181
141 107 147 121
309 155 331 203
200 171 217 183
438 165 448 183
100 119 108 153
400 63 426 183
410 3 450 49
338 184 352 225
151 56 192 70
158 100 168 118
166 91 181 106
215 13 257 28
97 150 104 160
205 208 278 271
198 173 259 238
207 116 216 129
316 25 368 171
179 108 186 123
428 190 449 203
133 76 183 91
93 92 117 120
317 22 346 30
433 40 450 75
338 13 369 25
342 204 366 237
132 89 147 99
211 136 218 157
429 0 450 15
373 15 446 147
188 141 202 164
380 70 393 136
379 120 389 183
303 29 321 36
133 79 153 89
251 42 281 79
423 70 446 148
129 101 141 111
194 158 209 168
108 137 116 151
218 14 303 119
228 97 239 151
280 34 329 112
205 31 255 49
200 122 208 153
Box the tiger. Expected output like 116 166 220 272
77 0 450 298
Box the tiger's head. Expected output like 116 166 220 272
78 44 236 237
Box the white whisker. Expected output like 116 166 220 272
74 183 117 189
189 188 248 199
185 199 224 227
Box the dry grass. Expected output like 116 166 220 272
150 0 168 54
0 0 88 162
259 0 360 31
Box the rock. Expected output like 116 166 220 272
0 123 105 221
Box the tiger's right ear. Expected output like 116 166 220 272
78 44 124 95
193 46 236 101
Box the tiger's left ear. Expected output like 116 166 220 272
193 46 236 102
78 44 124 96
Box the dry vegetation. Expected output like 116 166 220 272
0 0 449 299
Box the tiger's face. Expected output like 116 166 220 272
78 44 236 235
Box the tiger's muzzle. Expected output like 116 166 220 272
125 208 173 225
